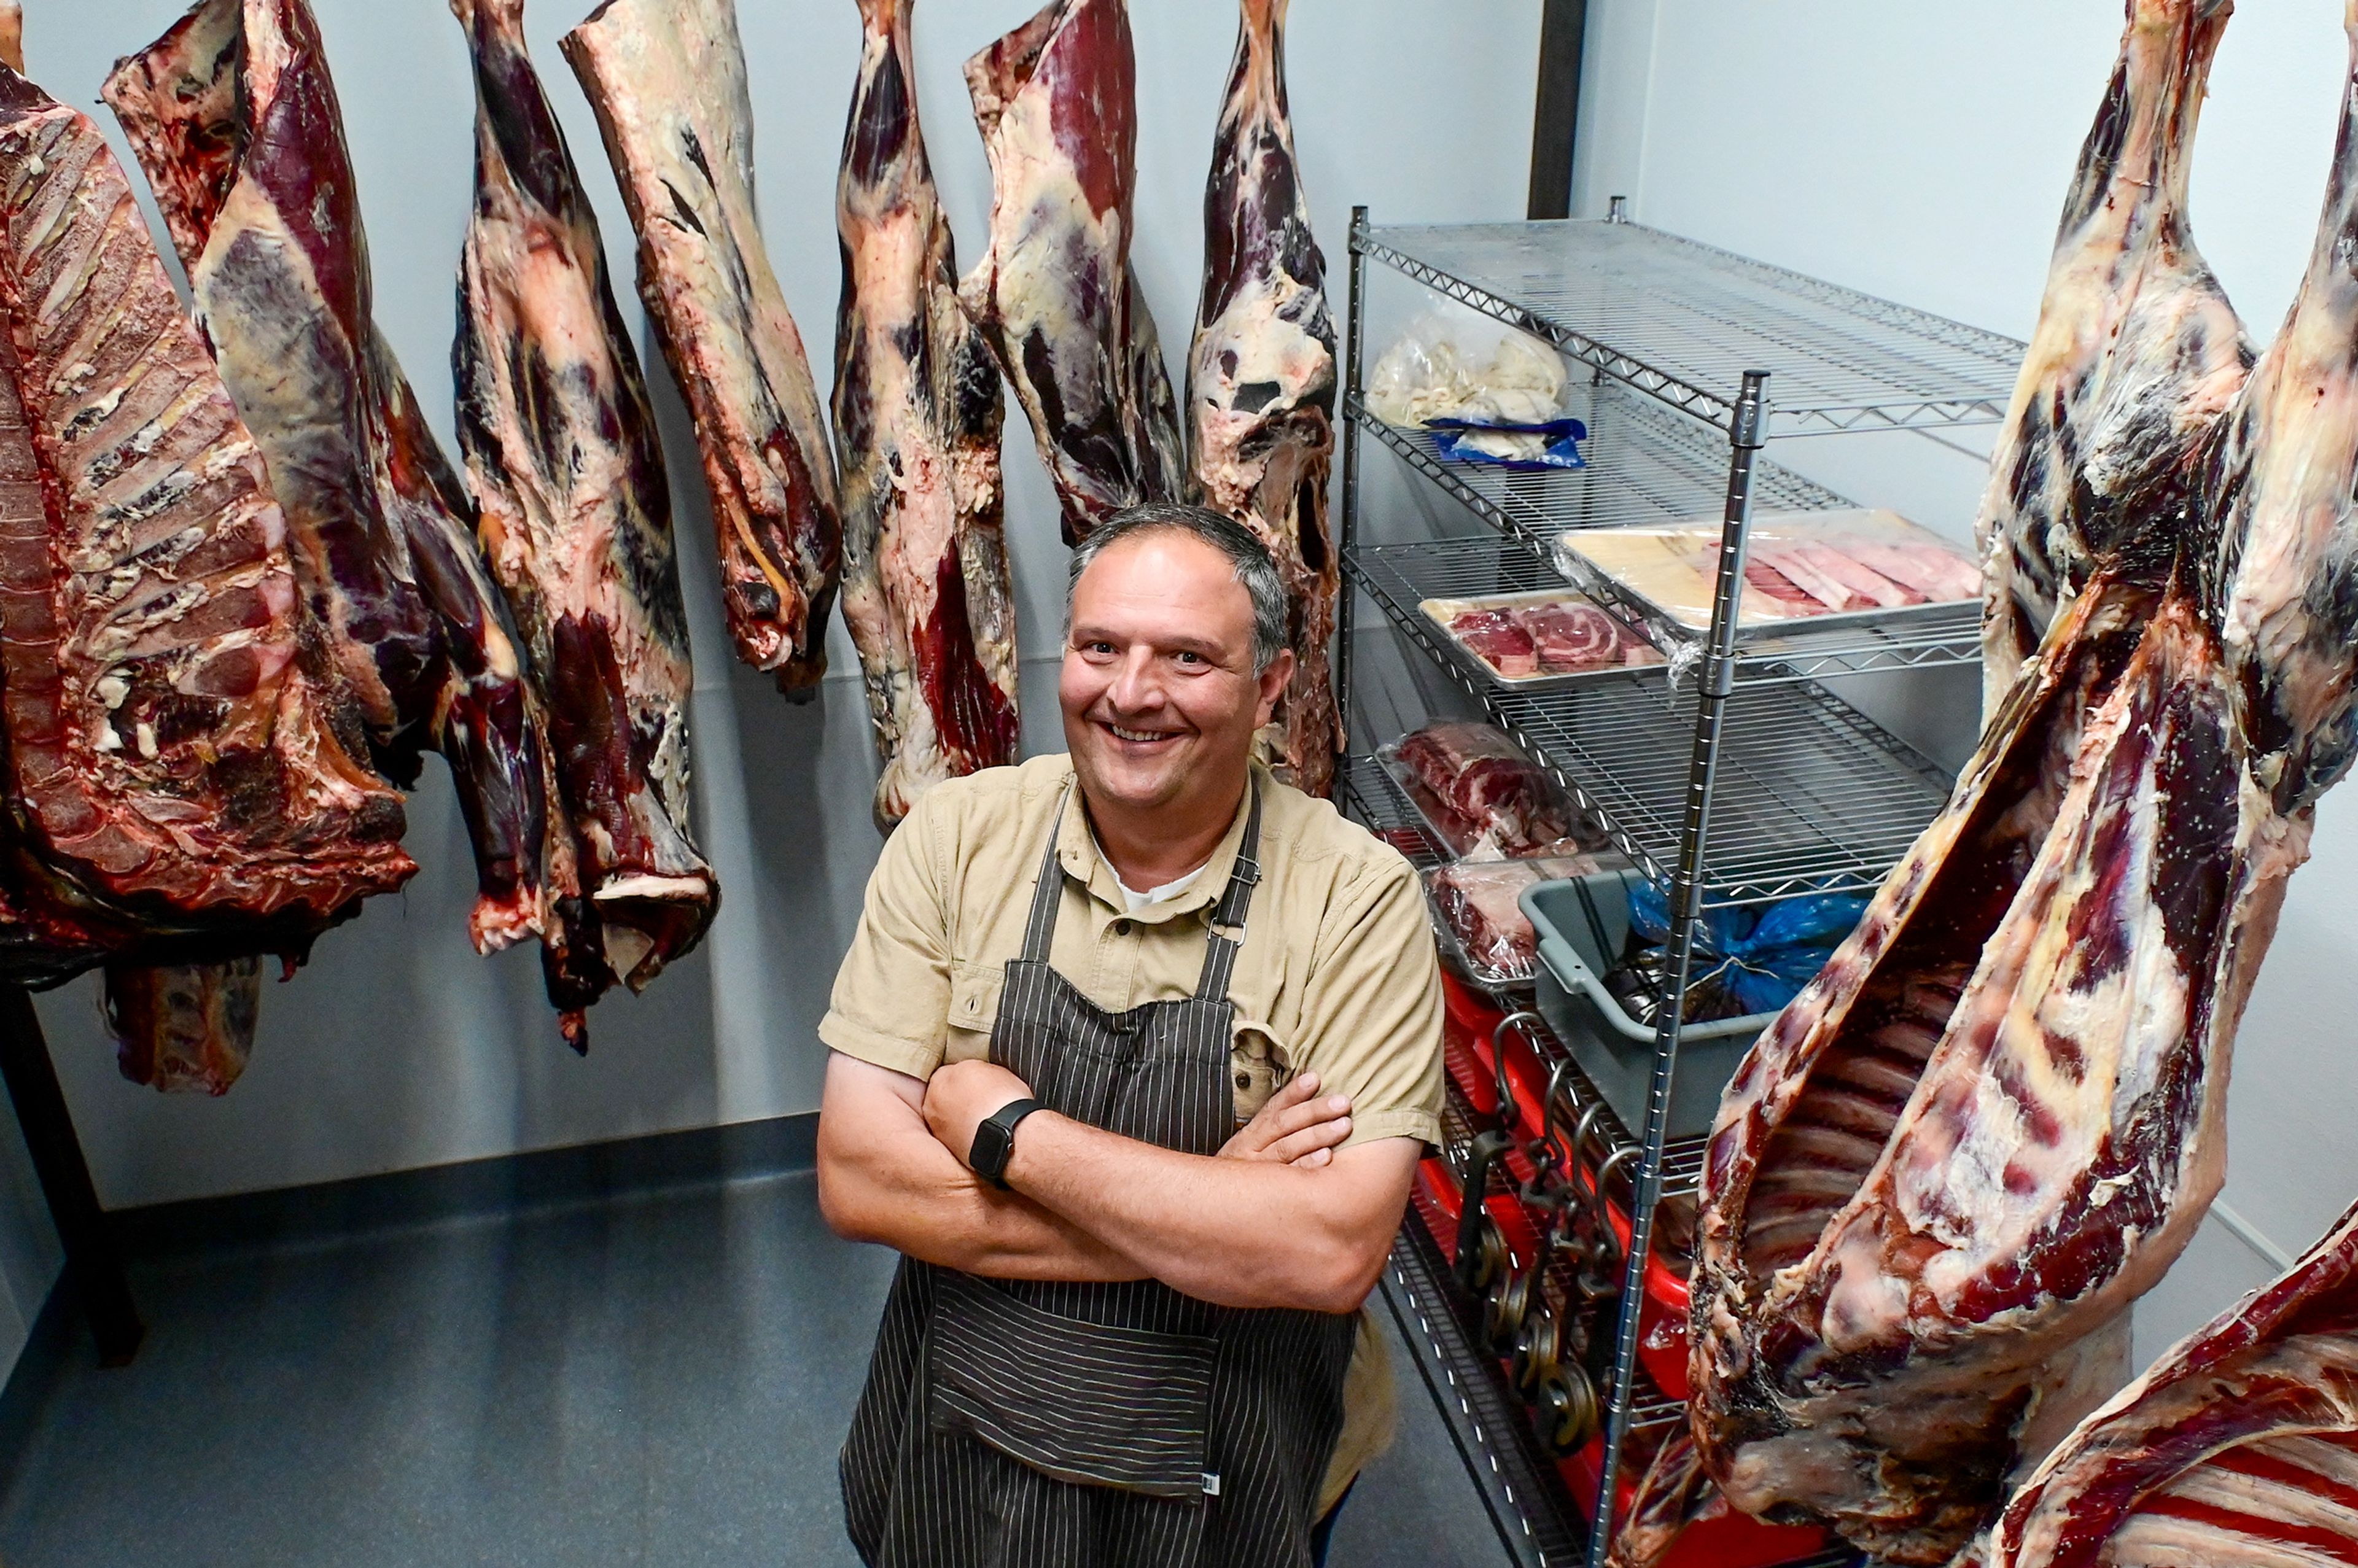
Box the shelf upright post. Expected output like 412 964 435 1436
1582 370 1770 1568
1337 206 1370 755
0 984 143 1366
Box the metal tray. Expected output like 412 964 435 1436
1550 510 1980 650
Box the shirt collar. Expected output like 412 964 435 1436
1055 763 1264 926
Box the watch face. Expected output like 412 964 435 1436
973 1119 1010 1182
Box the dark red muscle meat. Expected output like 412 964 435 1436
960 0 1188 545
104 0 579 983
453 0 718 1041
0 59 411 994
1189 0 1339 795
835 0 1018 829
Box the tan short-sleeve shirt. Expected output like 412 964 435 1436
820 753 1446 1511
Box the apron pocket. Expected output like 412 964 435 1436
925 1270 1219 1501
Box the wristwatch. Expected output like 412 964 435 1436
969 1098 1044 1189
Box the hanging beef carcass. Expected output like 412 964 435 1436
0 61 411 1014
1974 0 2250 713
1665 5 2358 1562
835 0 1018 829
453 0 717 1037
1976 1193 2358 1568
0 0 267 1092
961 0 1189 545
103 0 593 1043
562 0 844 697
1188 0 1339 796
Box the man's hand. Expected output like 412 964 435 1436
922 1058 1035 1173
1220 1072 1354 1168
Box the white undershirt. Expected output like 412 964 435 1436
1099 841 1211 913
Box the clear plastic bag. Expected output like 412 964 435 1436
1365 302 1568 428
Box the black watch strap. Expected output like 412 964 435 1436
970 1097 1044 1189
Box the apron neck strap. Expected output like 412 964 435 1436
1019 780 1268 996
1195 782 1264 1003
1019 798 1071 964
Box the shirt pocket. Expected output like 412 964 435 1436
946 960 1004 1065
1229 1020 1299 1126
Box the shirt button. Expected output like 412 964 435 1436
1114 919 1132 936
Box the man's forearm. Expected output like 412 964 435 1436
1002 1113 1414 1314
817 1057 1145 1283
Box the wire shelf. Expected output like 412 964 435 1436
1339 751 1447 872
1486 679 1955 906
1350 384 1849 545
1348 535 1982 688
1355 217 2023 435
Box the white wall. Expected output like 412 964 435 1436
1574 0 2358 1363
0 0 1545 1270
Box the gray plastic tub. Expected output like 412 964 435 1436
1518 872 1777 1141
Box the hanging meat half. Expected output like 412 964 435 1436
562 0 844 697
1976 1193 2358 1568
1188 0 1337 797
0 61 411 994
835 0 1018 830
1670 6 2358 1562
453 0 717 1038
960 0 1189 545
1974 0 2250 715
103 0 585 1005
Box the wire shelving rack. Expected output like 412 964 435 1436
1336 203 2021 1568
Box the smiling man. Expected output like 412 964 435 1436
817 503 1444 1567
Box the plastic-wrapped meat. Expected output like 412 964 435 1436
1973 0 2250 712
453 0 717 1040
1520 601 1660 671
1449 608 1538 677
1391 720 1589 857
834 0 1018 829
1676 7 2358 1561
0 60 411 992
960 0 1188 545
563 0 844 695
1431 853 1614 979
1791 541 1925 608
103 0 577 972
1975 1193 2358 1568
1841 537 1980 604
1189 0 1339 796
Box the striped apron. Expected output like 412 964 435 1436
841 785 1359 1567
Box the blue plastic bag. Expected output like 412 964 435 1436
1625 882 1866 1018
1426 416 1587 471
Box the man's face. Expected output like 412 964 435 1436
1060 531 1293 817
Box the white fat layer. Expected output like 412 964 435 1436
2107 1514 2350 1568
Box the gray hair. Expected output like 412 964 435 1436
1065 502 1291 673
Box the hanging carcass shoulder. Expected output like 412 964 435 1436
1973 0 2249 712
1977 1194 2358 1568
453 0 717 1033
835 0 1018 830
562 0 844 697
1674 2 2358 1564
1189 0 1339 797
0 58 412 987
962 0 1188 544
104 0 593 1028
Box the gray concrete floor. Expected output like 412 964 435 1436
0 1173 1500 1566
